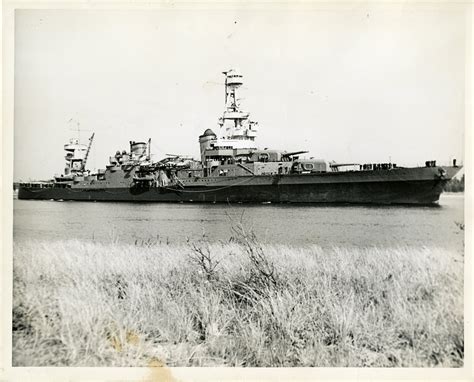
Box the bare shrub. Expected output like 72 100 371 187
229 218 278 290
187 240 222 282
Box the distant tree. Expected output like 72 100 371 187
444 174 464 192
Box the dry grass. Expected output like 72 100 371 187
13 233 463 367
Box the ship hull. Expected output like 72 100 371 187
18 166 459 205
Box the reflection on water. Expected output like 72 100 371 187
14 194 464 250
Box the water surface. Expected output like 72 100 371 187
13 194 464 251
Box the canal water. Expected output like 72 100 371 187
13 194 464 251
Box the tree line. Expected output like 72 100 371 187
444 174 464 192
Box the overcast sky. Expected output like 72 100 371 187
14 4 467 180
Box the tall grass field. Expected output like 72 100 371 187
13 226 463 367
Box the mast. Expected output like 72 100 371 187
222 70 228 105
81 133 95 171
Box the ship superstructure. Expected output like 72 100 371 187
18 70 462 205
55 133 95 182
199 69 257 169
218 69 258 146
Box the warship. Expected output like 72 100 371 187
18 69 461 205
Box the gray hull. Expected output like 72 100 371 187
18 166 459 205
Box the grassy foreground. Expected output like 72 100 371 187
13 231 463 367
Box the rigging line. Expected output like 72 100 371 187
24 174 257 194
161 175 256 193
22 188 52 193
151 141 167 157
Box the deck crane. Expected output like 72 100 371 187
81 132 95 171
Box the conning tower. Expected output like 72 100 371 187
199 128 217 164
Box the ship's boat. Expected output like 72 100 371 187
18 69 462 205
